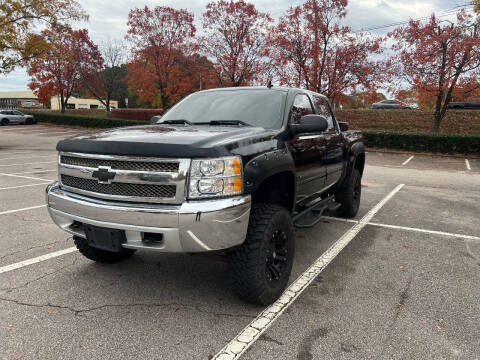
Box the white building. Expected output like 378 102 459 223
0 90 118 110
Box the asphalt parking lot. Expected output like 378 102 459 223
0 123 479 360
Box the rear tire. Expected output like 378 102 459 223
73 235 135 263
1 118 9 126
228 203 295 305
335 168 362 218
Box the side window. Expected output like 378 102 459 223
312 95 336 131
289 94 314 124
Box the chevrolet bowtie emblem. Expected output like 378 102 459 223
92 166 116 184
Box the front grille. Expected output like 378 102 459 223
60 156 179 172
61 175 176 199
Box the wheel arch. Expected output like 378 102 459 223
244 150 296 213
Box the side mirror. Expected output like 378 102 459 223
338 121 349 132
150 115 162 124
290 114 328 135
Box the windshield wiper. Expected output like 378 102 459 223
208 120 251 127
162 119 193 125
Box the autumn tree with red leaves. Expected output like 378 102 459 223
389 11 480 132
125 6 201 107
268 0 382 104
26 24 101 112
201 0 272 87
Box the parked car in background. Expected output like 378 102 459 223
448 98 480 109
0 110 36 125
372 100 413 110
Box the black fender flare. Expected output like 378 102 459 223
347 142 365 175
243 149 296 194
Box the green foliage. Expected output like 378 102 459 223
363 131 480 154
24 111 147 128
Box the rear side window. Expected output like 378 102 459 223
312 95 336 131
290 94 314 124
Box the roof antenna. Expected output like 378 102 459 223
267 80 273 89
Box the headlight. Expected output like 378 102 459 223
188 156 243 199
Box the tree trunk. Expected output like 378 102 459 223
433 110 442 133
60 92 66 113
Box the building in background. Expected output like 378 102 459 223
50 95 118 110
0 91 42 109
0 90 117 110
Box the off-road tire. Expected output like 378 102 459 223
1 118 9 126
73 235 135 263
335 168 361 218
228 203 295 305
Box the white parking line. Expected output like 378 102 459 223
34 131 81 136
0 151 36 155
213 184 405 360
402 155 414 166
11 169 57 175
465 159 471 171
0 154 54 161
0 247 78 275
0 204 46 216
322 216 480 242
368 222 480 241
0 161 56 167
0 172 54 181
0 182 50 191
0 127 48 132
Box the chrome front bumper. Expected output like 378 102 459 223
46 182 251 252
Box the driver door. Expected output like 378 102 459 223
286 94 328 203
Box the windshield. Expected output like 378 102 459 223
161 89 286 129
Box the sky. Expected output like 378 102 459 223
0 0 471 92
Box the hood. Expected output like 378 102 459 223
56 124 279 158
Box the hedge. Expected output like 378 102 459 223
111 109 165 121
337 109 480 135
363 131 480 154
23 111 480 154
25 111 148 128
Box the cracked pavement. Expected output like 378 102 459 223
1 125 479 359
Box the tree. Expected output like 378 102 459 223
389 11 480 132
79 41 126 112
268 0 382 103
125 6 196 107
0 0 87 74
27 25 102 112
201 0 272 86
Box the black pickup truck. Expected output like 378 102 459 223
46 86 365 305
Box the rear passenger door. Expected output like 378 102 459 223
287 93 328 202
312 95 345 189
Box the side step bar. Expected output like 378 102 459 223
293 195 341 229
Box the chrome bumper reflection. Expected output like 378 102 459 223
46 182 251 252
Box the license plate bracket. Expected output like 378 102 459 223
83 225 127 252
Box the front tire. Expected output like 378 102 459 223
73 235 135 263
335 168 362 218
228 203 295 305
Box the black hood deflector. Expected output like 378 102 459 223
56 125 277 158
56 139 231 158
